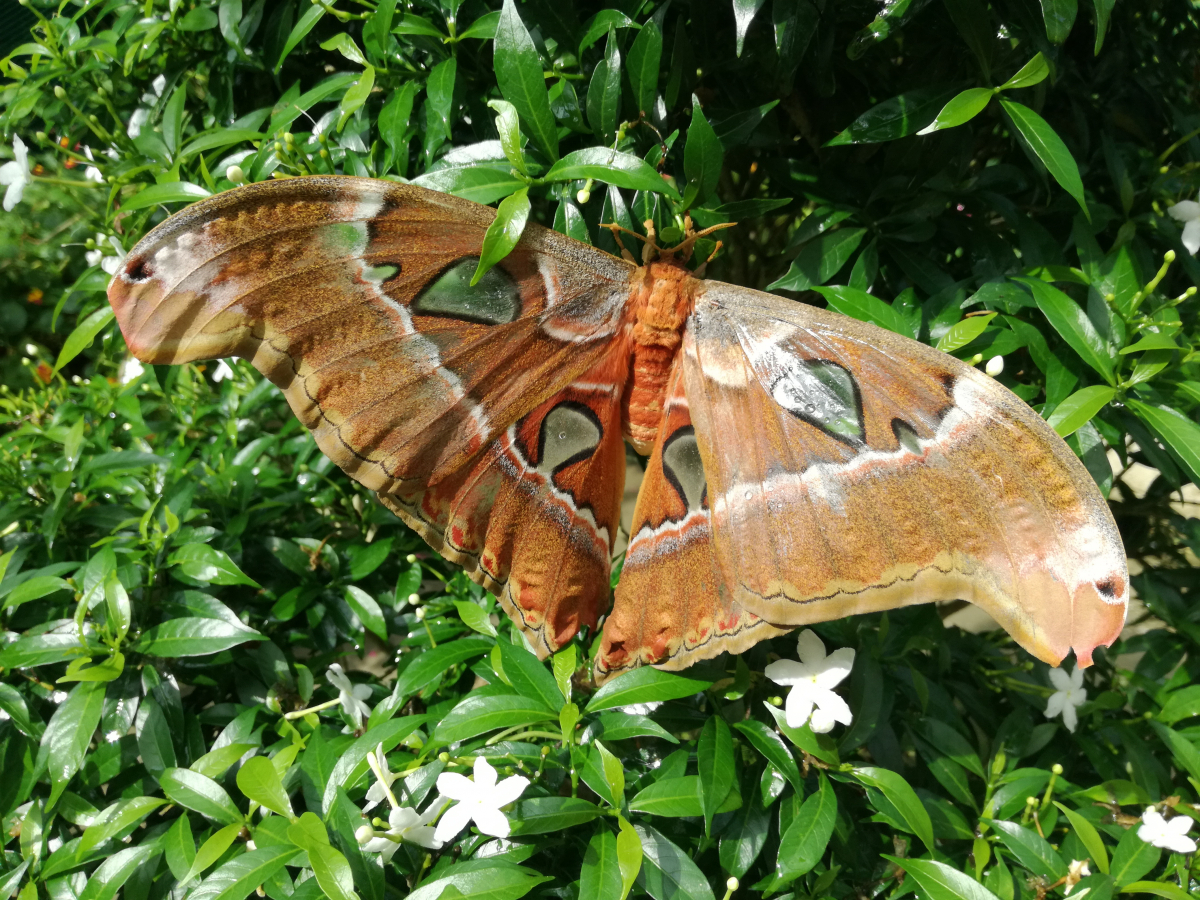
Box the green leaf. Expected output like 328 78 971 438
182 822 246 886
405 859 552 900
120 181 212 211
168 543 260 587
337 65 374 132
494 0 558 160
917 88 995 135
322 716 429 813
778 771 836 882
592 711 678 743
459 10 500 40
577 11 637 55
585 30 622 143
544 147 681 199
79 844 160 900
374 636 492 723
635 824 716 900
319 33 367 67
616 816 642 900
2 575 72 611
189 845 296 900
990 819 1069 880
594 740 625 806
1126 400 1200 485
1119 883 1195 900
136 617 262 657
585 667 712 713
162 83 186 156
1109 824 1160 887
343 586 387 641
0 683 42 739
496 639 563 711
884 855 1003 900
288 812 359 900
1039 0 1078 44
731 720 803 791
999 99 1087 216
1047 385 1116 437
392 13 445 38
164 813 196 881
509 797 603 834
38 680 105 805
580 828 622 900
768 229 868 291
487 99 527 175
814 284 915 337
826 88 956 145
853 766 934 852
942 0 994 79
719 789 769 878
627 21 662 114
423 57 457 161
1119 333 1181 355
274 4 323 70
936 312 998 352
1001 53 1051 90
1093 0 1117 53
160 768 244 825
454 600 497 637
1017 277 1115 384
378 81 417 172
697 716 733 835
434 691 555 743
1053 801 1110 874
552 644 576 702
629 775 740 818
78 796 166 856
764 704 841 765
683 95 723 208
54 306 114 374
411 164 529 204
236 756 294 819
472 187 530 285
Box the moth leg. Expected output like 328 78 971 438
602 224 639 264
692 240 723 278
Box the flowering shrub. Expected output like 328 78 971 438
2 1 1200 899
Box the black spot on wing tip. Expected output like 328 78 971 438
124 257 152 283
1095 576 1125 602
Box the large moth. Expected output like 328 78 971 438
107 176 1128 681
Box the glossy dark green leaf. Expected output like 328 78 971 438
580 828 622 900
731 720 802 790
853 766 934 851
0 683 42 739
1093 0 1117 53
942 0 994 79
1053 801 1110 874
136 617 262 657
777 771 836 881
544 147 680 199
1126 400 1200 485
883 855 1003 900
510 797 603 834
405 859 552 900
189 845 296 900
488 99 527 175
826 88 955 145
585 667 711 713
494 0 558 160
999 99 1087 215
577 10 637 55
164 813 196 881
78 844 160 900
54 306 114 373
161 768 243 825
1108 823 1160 887
411 163 528 205
322 716 429 813
990 819 1068 880
38 680 105 804
627 21 662 114
343 586 387 641
497 638 564 711
423 57 457 163
236 756 294 819
629 775 740 818
553 198 591 243
917 88 994 135
719 788 769 878
768 229 867 291
472 187 530 285
585 30 622 142
1000 53 1051 90
734 0 767 55
1046 385 1116 437
635 824 717 900
697 715 733 835
434 691 555 743
78 796 166 856
1039 0 1078 44
168 543 259 587
1017 277 1115 384
683 95 722 208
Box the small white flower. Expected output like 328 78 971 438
104 730 121 743
0 136 30 211
127 76 167 138
764 629 855 733
1045 666 1087 733
51 691 69 703
359 800 447 859
985 355 1004 377
1138 807 1197 854
434 756 529 843
326 663 372 730
364 743 398 813
118 357 145 385
212 359 235 382
82 146 104 183
1168 196 1200 255
620 701 663 716
86 234 126 276
1064 859 1090 894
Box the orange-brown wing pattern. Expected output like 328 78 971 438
387 354 628 656
683 281 1128 669
596 359 786 679
109 177 636 489
108 176 638 656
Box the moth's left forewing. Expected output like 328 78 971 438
685 281 1128 668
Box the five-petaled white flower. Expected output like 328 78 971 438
86 234 126 276
1168 195 1200 256
1064 859 1091 895
1045 666 1087 733
212 359 235 382
0 136 30 212
434 756 529 843
764 629 855 733
357 800 447 859
118 357 144 385
1138 807 1197 854
326 663 372 730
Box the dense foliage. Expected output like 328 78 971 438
2 1 1200 899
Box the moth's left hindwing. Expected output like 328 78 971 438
109 176 637 656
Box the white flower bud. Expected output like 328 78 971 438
355 824 375 844
406 553 417 563
727 876 739 891
226 164 245 184
985 355 1004 377
576 188 591 205
415 607 426 621
408 593 420 605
